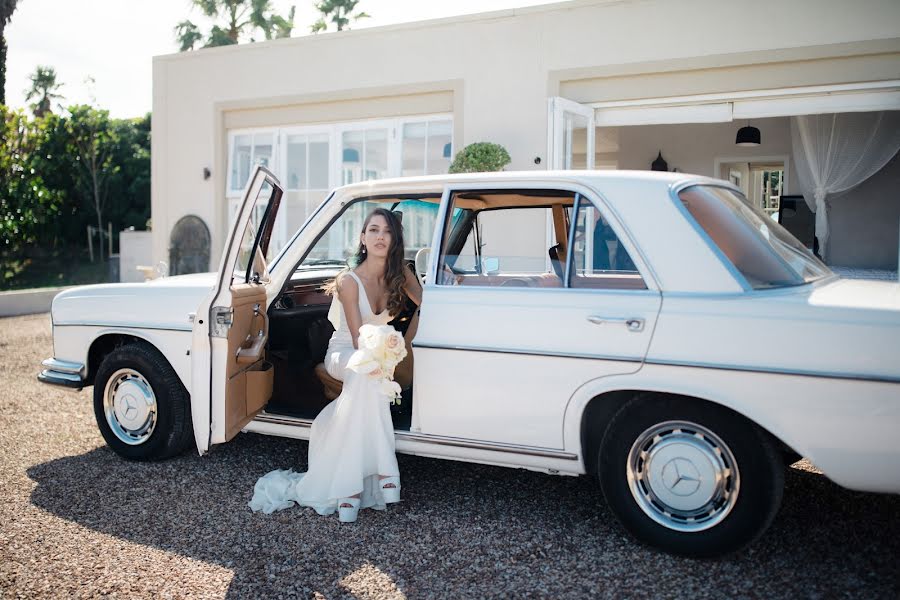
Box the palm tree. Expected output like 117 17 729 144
1 0 22 105
311 0 369 33
175 0 294 51
24 65 64 118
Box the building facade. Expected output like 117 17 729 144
152 0 900 272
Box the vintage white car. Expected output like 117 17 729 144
39 167 900 556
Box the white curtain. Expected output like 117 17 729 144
790 111 900 260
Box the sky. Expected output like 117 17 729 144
5 0 555 118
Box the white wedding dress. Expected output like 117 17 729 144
248 271 401 516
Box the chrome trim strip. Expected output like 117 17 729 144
644 358 900 384
41 358 84 374
253 413 579 460
255 413 313 427
422 280 655 297
54 322 193 332
37 370 84 390
411 341 643 363
399 431 579 460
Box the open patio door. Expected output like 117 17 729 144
191 165 282 454
548 96 595 169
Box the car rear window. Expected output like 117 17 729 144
678 185 831 289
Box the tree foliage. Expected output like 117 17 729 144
176 0 295 51
0 0 22 105
0 106 151 288
448 142 511 174
311 0 369 33
0 106 63 270
24 65 64 118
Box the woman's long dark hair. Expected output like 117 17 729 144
324 208 408 316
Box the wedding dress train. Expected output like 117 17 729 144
249 271 401 516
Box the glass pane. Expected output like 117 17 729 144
286 135 307 190
231 134 252 192
438 196 565 288
563 113 589 170
253 133 274 170
678 186 830 288
364 129 388 181
309 135 330 189
570 200 643 290
233 181 275 283
402 122 427 177
300 198 442 269
342 131 363 185
427 120 452 175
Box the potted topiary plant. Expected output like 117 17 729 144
448 142 511 173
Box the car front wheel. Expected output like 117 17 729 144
93 342 193 460
598 393 784 557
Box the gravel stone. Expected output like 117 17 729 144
1 313 898 598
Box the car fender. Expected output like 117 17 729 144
563 363 900 493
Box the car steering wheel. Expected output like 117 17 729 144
498 277 533 288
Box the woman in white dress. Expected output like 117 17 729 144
249 208 422 522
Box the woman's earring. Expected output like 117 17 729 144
362 245 366 254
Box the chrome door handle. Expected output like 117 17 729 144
587 315 645 332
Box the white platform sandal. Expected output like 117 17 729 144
338 497 361 523
380 476 401 503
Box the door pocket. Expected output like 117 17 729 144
246 360 274 414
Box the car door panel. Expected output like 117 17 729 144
191 166 281 453
413 185 660 449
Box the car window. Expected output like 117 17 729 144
233 180 278 285
438 191 571 288
299 197 442 270
568 200 645 290
678 185 831 289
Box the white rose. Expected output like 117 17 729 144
380 379 402 399
347 348 379 375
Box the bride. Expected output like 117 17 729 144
249 208 422 522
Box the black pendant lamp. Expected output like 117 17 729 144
651 151 669 171
735 121 761 146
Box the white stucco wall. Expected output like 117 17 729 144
152 0 900 269
614 118 795 189
119 230 153 283
828 151 900 270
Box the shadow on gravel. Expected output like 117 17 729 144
27 434 900 599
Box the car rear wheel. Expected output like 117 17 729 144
598 393 784 557
93 342 193 460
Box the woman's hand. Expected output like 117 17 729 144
337 273 364 349
402 267 423 306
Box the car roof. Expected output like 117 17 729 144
331 169 733 198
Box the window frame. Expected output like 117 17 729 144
280 124 334 192
399 114 454 177
431 183 656 291
226 128 279 198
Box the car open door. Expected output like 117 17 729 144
190 165 282 454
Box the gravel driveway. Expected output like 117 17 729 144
1 313 898 599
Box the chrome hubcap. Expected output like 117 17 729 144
103 369 157 445
626 420 740 532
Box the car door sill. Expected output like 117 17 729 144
252 412 577 460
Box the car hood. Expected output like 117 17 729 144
52 272 218 331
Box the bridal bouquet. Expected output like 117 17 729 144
346 324 408 403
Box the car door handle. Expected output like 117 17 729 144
587 315 645 332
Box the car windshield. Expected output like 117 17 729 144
678 185 832 289
296 197 448 271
